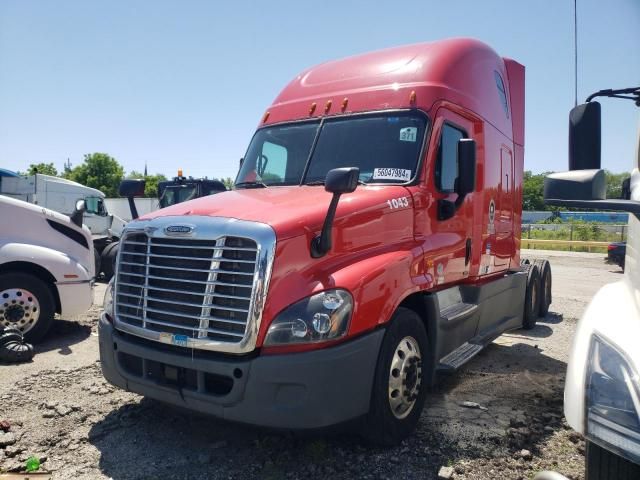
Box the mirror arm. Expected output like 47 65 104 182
311 192 341 258
128 197 139 220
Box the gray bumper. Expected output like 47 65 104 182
99 315 384 429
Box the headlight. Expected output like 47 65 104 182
264 289 353 346
103 279 114 322
586 334 640 463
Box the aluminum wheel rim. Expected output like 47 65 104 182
0 288 40 334
388 335 422 420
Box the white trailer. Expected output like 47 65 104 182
0 196 94 342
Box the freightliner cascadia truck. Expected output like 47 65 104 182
99 38 551 444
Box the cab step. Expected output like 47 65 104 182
440 302 478 323
437 341 483 372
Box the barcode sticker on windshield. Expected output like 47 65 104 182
373 168 412 182
399 127 417 142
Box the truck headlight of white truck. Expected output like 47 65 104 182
586 334 640 462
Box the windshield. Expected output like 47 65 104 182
236 111 427 187
159 185 197 208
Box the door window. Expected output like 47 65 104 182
435 124 466 192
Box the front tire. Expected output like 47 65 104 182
586 440 640 480
362 307 428 446
0 273 56 343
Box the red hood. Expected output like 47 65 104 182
140 185 411 240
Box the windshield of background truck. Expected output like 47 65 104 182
236 112 427 186
159 185 197 208
85 196 106 215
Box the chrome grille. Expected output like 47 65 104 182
115 233 259 343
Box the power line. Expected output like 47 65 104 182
574 0 578 106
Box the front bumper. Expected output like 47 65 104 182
99 314 384 429
56 279 94 317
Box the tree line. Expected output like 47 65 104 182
22 154 235 198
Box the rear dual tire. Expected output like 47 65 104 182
522 259 552 329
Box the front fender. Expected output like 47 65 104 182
329 247 429 335
0 242 93 282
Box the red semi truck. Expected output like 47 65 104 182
99 38 550 444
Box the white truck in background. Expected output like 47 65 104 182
540 86 640 480
0 172 126 277
0 195 94 342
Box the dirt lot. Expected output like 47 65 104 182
0 250 623 479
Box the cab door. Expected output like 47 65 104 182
427 108 478 285
493 146 514 269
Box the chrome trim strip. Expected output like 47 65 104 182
56 279 93 285
113 216 276 354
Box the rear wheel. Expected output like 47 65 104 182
94 249 101 279
534 259 552 316
522 263 541 329
0 273 55 343
362 307 428 446
586 440 640 480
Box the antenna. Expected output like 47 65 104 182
574 0 578 106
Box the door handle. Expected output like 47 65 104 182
465 238 472 266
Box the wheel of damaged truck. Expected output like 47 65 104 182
522 263 541 330
0 273 55 343
534 259 552 317
101 241 119 281
586 440 640 480
94 249 102 279
362 307 428 446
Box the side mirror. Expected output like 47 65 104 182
119 179 146 220
456 138 476 197
119 179 146 197
70 199 86 227
325 167 359 194
311 167 360 258
569 101 601 170
544 169 606 201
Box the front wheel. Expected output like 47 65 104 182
586 440 640 480
362 307 428 446
0 273 56 343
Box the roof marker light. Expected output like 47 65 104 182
262 111 270 123
341 98 348 112
178 168 183 177
309 102 317 115
409 90 417 105
324 100 332 114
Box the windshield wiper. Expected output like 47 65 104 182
305 179 367 186
234 181 268 189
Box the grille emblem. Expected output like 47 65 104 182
164 225 195 236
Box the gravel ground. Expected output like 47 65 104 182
0 250 623 479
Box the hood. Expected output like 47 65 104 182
140 185 411 240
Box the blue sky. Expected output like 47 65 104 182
0 0 638 181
